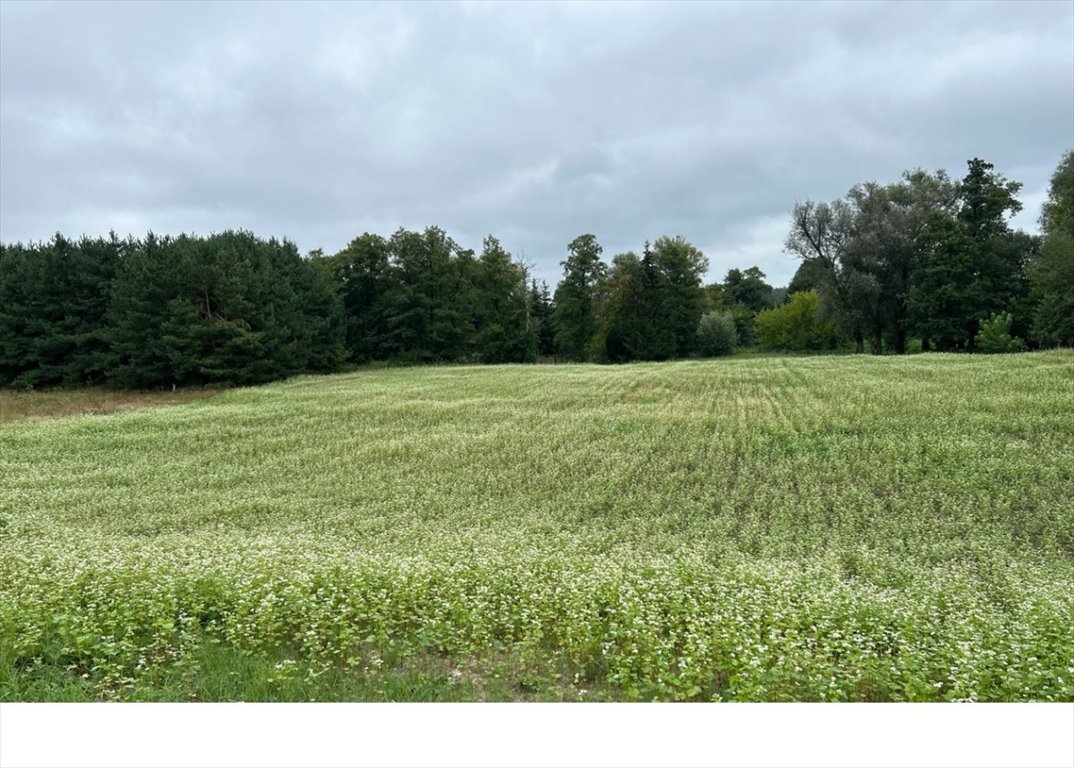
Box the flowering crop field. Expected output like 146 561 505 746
2 352 1072 701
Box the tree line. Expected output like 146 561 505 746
782 155 1072 354
0 231 345 388
0 152 1070 389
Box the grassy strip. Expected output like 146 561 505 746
0 387 222 424
0 639 615 702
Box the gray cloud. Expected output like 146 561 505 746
2 0 1071 287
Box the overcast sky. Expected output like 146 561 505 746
1 1 1071 287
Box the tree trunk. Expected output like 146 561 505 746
894 327 907 355
871 329 883 355
854 332 864 354
966 321 978 353
921 338 930 352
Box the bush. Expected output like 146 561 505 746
754 290 841 351
697 311 738 356
976 312 1025 353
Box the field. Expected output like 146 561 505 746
1 352 1072 702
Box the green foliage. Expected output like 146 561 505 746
553 234 607 361
2 152 1067 386
312 228 537 365
722 267 773 314
594 249 675 363
0 231 344 389
787 159 1041 355
786 258 828 298
754 291 841 351
1031 291 1074 349
786 198 868 351
1030 150 1074 347
976 312 1025 354
592 238 709 363
471 236 536 364
381 227 473 362
795 174 958 354
0 233 122 387
528 280 556 357
703 266 774 349
2 354 1072 702
906 213 978 350
958 157 1023 240
107 231 345 387
908 159 1029 351
725 303 757 348
651 236 709 356
696 311 737 356
315 233 393 363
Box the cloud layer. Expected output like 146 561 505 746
2 1 1071 286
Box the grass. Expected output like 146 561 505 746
0 640 603 702
0 386 221 424
1 351 1072 701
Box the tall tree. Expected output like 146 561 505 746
0 233 121 386
471 235 537 363
880 170 958 353
722 266 773 314
1029 150 1074 346
528 279 556 357
905 213 977 350
786 258 828 297
383 227 472 362
595 244 676 362
786 199 868 352
908 158 1027 351
108 230 343 387
553 234 606 361
651 236 708 356
791 167 971 354
317 233 393 363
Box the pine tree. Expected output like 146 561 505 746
552 234 606 361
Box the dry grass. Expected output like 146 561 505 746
0 387 223 424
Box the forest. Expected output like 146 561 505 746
1 152 1071 389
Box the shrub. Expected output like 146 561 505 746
754 290 840 351
696 311 738 356
976 312 1025 353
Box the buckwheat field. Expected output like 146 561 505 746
2 352 1072 701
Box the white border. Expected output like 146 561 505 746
2 703 1073 768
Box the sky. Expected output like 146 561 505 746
1 1 1071 288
